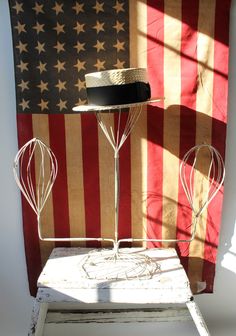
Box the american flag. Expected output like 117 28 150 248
9 0 231 295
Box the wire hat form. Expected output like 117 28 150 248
95 105 144 251
116 143 225 247
179 143 225 241
13 138 58 240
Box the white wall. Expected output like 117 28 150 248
0 0 235 335
0 1 34 335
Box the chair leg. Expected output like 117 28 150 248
186 299 210 336
28 299 48 336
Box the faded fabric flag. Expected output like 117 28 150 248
9 0 231 295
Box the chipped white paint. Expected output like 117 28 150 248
29 299 48 336
186 301 211 336
30 248 210 336
45 307 191 324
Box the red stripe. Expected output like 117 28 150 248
115 113 132 243
81 114 101 247
202 0 231 292
48 114 70 247
176 0 199 271
17 114 42 296
147 0 164 247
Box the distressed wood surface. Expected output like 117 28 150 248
31 247 210 336
45 307 191 324
28 299 48 336
37 286 192 304
37 248 191 304
186 301 211 336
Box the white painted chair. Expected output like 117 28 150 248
13 139 225 336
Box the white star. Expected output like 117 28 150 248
72 2 84 14
93 1 104 14
73 22 85 34
94 59 105 71
19 98 30 111
113 1 125 13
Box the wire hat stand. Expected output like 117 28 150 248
13 104 225 280
73 99 163 252
73 100 163 279
94 103 148 255
13 101 163 280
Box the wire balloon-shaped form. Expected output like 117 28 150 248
13 138 58 240
179 143 225 241
116 143 225 247
13 138 114 243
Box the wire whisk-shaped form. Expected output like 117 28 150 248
13 138 58 238
180 144 225 217
179 144 225 240
117 143 225 246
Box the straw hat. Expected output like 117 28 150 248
73 68 162 112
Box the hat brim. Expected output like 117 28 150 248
72 97 164 113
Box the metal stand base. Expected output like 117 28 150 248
80 248 160 280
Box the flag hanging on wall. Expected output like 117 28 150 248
9 0 231 296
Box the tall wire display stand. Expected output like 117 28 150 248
73 100 161 253
72 100 162 279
